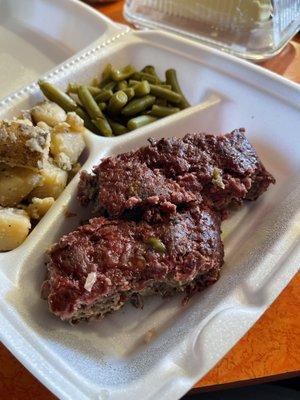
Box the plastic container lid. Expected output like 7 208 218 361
124 0 300 60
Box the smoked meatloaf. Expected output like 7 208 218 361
42 205 223 323
78 156 196 219
43 129 275 323
78 129 275 219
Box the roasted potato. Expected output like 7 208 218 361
29 161 68 199
31 101 66 127
27 197 54 220
0 120 50 169
0 207 31 251
0 165 42 207
50 131 85 170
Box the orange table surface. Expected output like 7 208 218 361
1 1 300 399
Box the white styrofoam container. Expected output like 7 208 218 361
0 0 126 99
0 3 300 400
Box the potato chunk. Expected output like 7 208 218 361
0 165 42 207
66 112 85 133
30 161 68 199
0 207 31 251
31 101 66 127
27 197 54 219
50 131 85 169
0 120 50 169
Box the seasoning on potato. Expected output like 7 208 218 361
38 64 190 137
0 119 51 169
0 100 87 252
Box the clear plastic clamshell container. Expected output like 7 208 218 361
1 1 300 400
124 0 300 61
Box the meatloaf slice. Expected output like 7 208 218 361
140 128 275 213
78 129 275 219
41 205 223 323
78 155 196 218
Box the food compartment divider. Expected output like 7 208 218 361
0 28 300 400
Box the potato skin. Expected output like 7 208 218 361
0 120 51 169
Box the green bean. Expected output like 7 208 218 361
150 105 180 117
74 107 86 120
108 119 128 136
111 65 136 81
127 115 157 130
74 98 82 108
92 117 113 137
74 107 98 132
132 72 160 84
128 79 140 87
38 80 77 112
100 77 113 88
122 95 156 117
133 80 150 97
154 98 168 107
67 83 101 96
98 102 107 112
107 90 128 115
149 84 182 104
101 81 117 91
165 69 190 109
90 77 100 87
141 110 153 116
100 63 113 87
146 237 166 253
42 65 190 138
141 65 159 78
77 85 103 120
85 86 101 96
141 65 154 74
102 63 112 78
158 84 172 90
84 86 101 96
95 89 113 103
123 87 135 101
78 86 112 136
67 82 79 94
117 80 128 90
131 79 165 90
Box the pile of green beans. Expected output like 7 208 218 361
38 64 190 137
